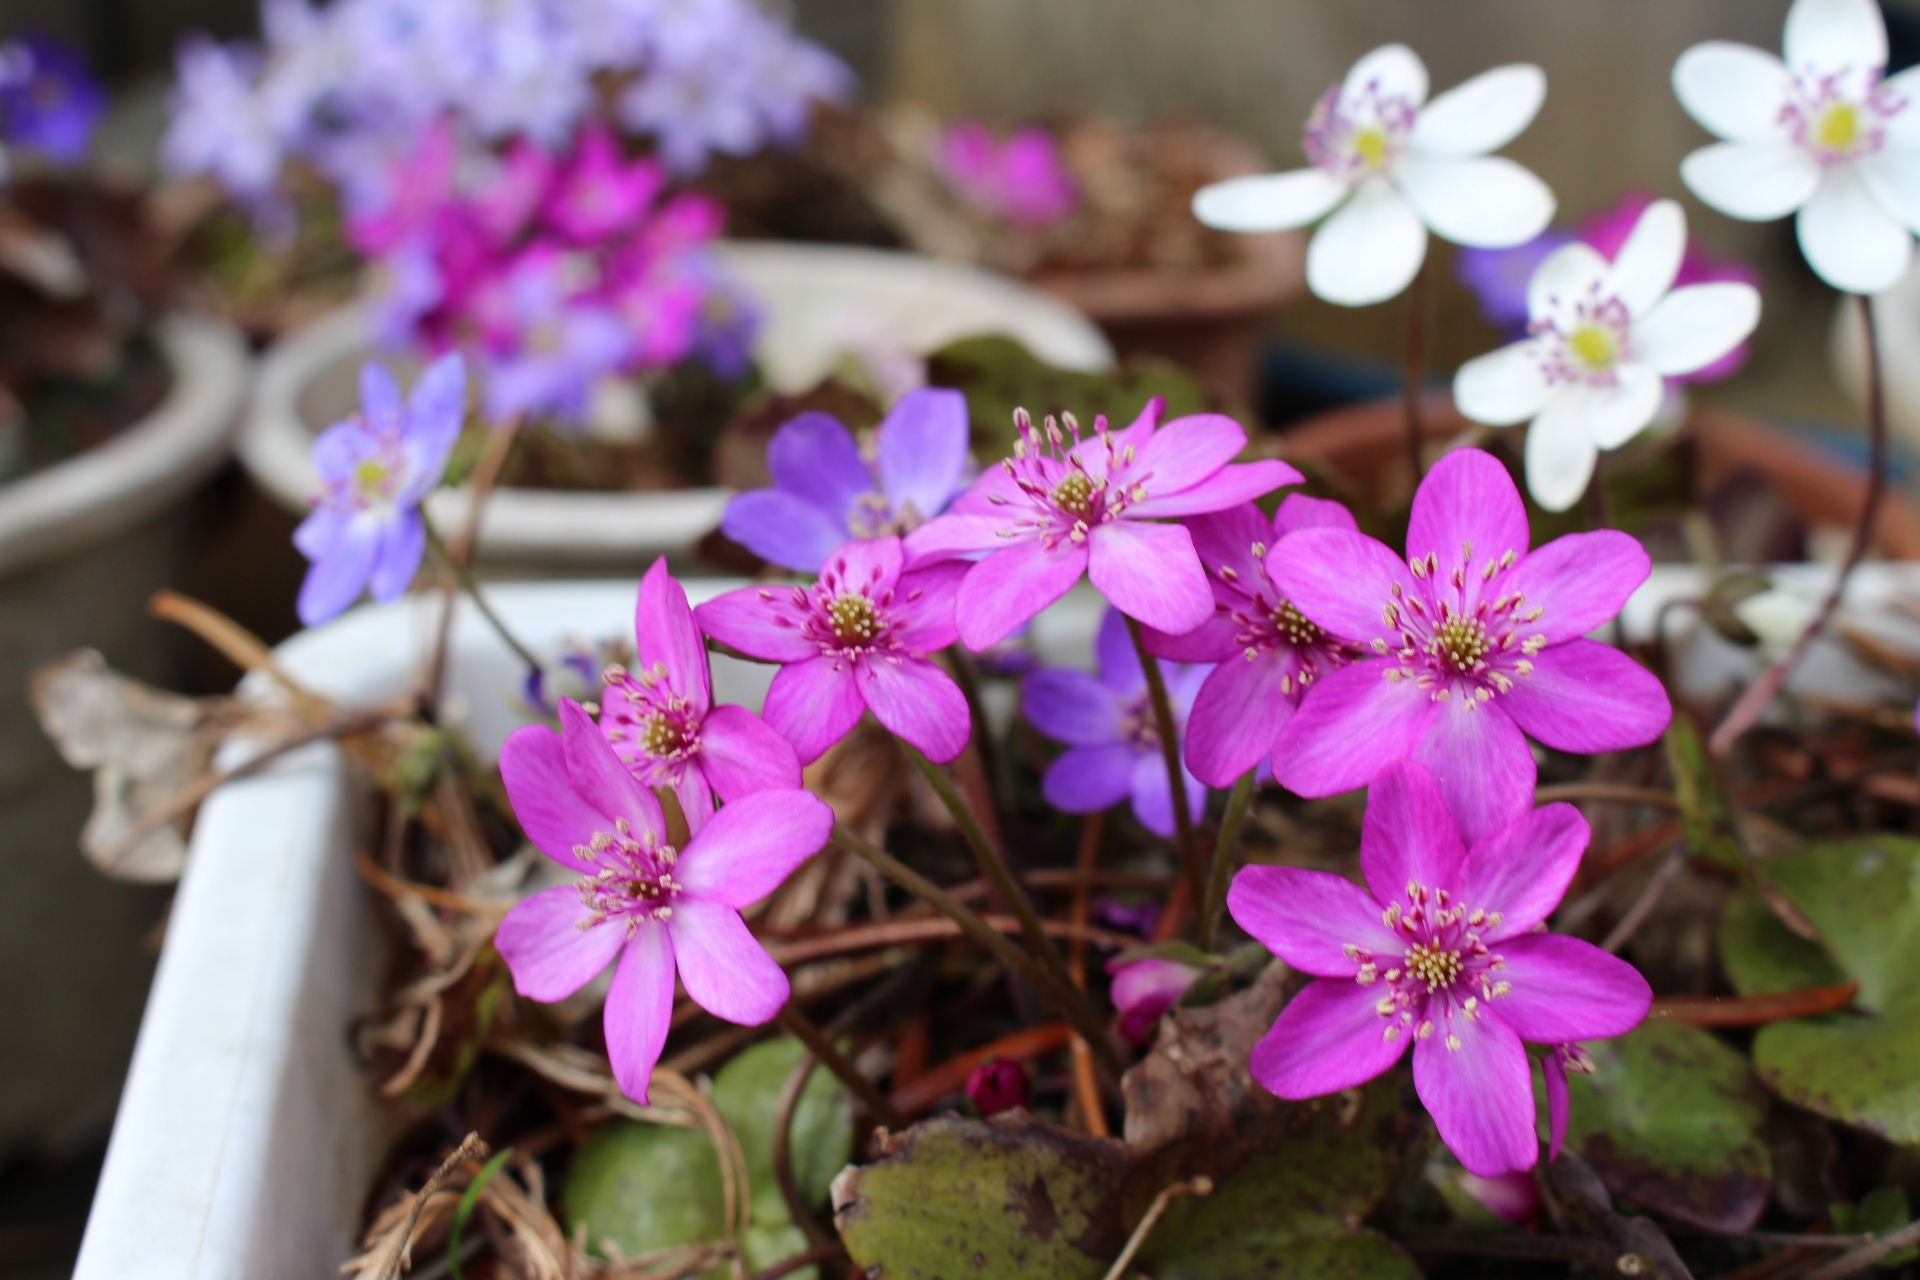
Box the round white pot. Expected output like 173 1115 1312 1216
241 242 1116 570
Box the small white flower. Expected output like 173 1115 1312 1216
1674 0 1920 295
1453 200 1761 512
1192 44 1554 307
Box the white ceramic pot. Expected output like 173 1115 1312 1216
240 243 1116 571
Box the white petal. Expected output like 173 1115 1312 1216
1305 177 1427 306
1584 365 1666 449
1528 242 1609 320
1192 169 1347 233
1411 64 1545 158
1393 155 1554 247
1603 199 1686 317
1525 397 1599 513
1679 142 1821 219
1343 43 1428 109
1631 282 1762 375
1672 42 1791 144
1454 341 1555 426
1878 66 1920 150
1783 0 1886 74
1797 166 1914 294
1858 151 1920 234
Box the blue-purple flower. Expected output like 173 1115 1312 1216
294 354 467 626
0 36 106 171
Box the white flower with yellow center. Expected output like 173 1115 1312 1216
1192 44 1554 306
1453 200 1761 512
1674 0 1920 294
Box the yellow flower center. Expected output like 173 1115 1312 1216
353 458 391 501
1049 472 1094 518
828 593 881 645
1272 600 1326 646
1434 617 1490 671
1818 102 1860 151
639 713 691 757
1353 127 1389 169
1567 324 1618 371
1406 942 1463 991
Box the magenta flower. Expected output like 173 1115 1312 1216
1265 448 1669 842
940 121 1079 229
1106 956 1204 1046
722 389 971 573
545 123 664 245
1023 606 1208 838
1228 760 1651 1177
1143 494 1360 788
497 700 833 1103
907 401 1299 651
964 1058 1030 1116
695 538 972 765
599 559 802 829
1542 1040 1596 1161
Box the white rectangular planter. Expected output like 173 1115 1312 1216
73 566 1920 1278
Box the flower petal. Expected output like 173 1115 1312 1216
402 352 467 489
1543 1052 1571 1162
1603 199 1686 317
1798 167 1914 294
892 560 969 653
500 724 606 871
1125 460 1301 519
675 787 832 908
1504 530 1651 644
1127 747 1205 839
637 557 711 715
605 922 674 1105
1345 43 1429 108
1126 414 1248 495
1087 520 1213 635
1672 42 1791 145
956 539 1088 651
1632 283 1762 377
1230 865 1403 978
1528 242 1609 320
1581 363 1666 451
1192 169 1347 233
1094 599 1143 691
696 704 803 801
1185 651 1297 788
1455 341 1555 426
1272 661 1432 797
877 387 969 522
1361 759 1467 901
1680 142 1820 220
1408 447 1531 574
1411 64 1544 158
766 411 873 521
296 516 379 626
1265 528 1410 645
1784 0 1886 74
1275 493 1358 535
496 885 625 1001
1456 802 1589 938
763 656 867 765
668 898 790 1025
1499 639 1672 753
862 657 971 763
1412 697 1537 845
1024 669 1124 746
1492 934 1652 1043
1250 978 1411 1099
1857 150 1920 235
1306 177 1428 307
1523 395 1598 515
1395 155 1554 249
904 512 1010 564
694 585 818 662
1042 742 1138 813
561 699 664 836
366 511 426 602
1413 1004 1537 1177
720 490 853 575
360 361 404 433
1881 66 1920 149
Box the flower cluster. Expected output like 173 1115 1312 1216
938 121 1079 229
0 35 104 179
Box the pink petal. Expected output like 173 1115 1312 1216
1361 760 1468 902
1041 742 1137 813
1023 668 1124 746
904 512 1008 564
956 538 1089 651
1500 641 1672 754
1413 1003 1538 1178
946 466 1023 518
1184 652 1298 788
764 656 867 765
1489 935 1652 1044
1456 803 1589 939
1406 448 1531 575
1250 978 1411 1098
561 699 664 838
1271 662 1432 797
1185 503 1273 578
861 657 971 763
636 557 711 716
672 766 713 836
1410 696 1537 846
605 922 675 1105
1126 460 1301 519
499 724 605 872
892 560 969 653
822 536 904 593
1543 1052 1571 1161
1143 613 1238 664
694 586 817 662
697 704 802 800
1229 865 1403 977
1087 520 1212 635
1275 492 1359 535
1265 528 1412 645
1503 531 1651 644
1123 413 1247 494
495 885 624 1000
676 787 833 907
667 897 790 1024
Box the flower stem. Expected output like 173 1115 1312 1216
423 415 521 719
1708 293 1888 757
773 1004 905 1130
1123 614 1204 914
1400 257 1431 487
1199 771 1255 952
422 520 543 675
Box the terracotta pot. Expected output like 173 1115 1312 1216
1277 395 1920 559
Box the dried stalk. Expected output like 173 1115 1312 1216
1124 614 1204 914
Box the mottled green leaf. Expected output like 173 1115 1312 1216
562 1121 725 1262
710 1036 852 1223
1717 894 1847 997
1665 715 1745 871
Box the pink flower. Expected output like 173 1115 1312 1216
1456 1170 1543 1225
695 538 972 765
964 1058 1030 1116
940 121 1079 228
1542 1040 1596 1161
1229 760 1651 1177
497 700 833 1103
907 400 1299 651
1106 956 1204 1046
599 559 802 830
1265 448 1669 842
545 123 664 245
1144 494 1360 788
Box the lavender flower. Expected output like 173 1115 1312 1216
477 246 631 425
0 36 106 168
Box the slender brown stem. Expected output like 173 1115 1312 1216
1199 771 1255 952
774 1005 904 1130
424 415 522 719
1709 293 1887 756
1805 1216 1920 1279
1650 980 1858 1028
1601 848 1686 954
749 1243 847 1280
1534 783 1682 810
1123 615 1203 914
422 520 542 674
1401 257 1431 487
1067 811 1109 1138
1102 1176 1214 1280
770 1050 837 1251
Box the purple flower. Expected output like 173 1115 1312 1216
599 559 803 830
1228 760 1651 1177
1265 448 1670 843
1143 494 1360 788
545 123 664 244
940 121 1079 228
479 246 630 425
161 37 283 202
695 538 972 765
293 354 466 626
1455 230 1576 338
497 700 833 1103
964 1058 1030 1116
1106 956 1204 1046
907 401 1300 651
722 389 971 574
0 36 106 166
1023 606 1209 838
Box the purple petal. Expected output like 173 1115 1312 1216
1023 669 1123 746
605 922 675 1105
296 516 380 625
1271 662 1431 797
1041 743 1136 813
367 512 426 603
673 767 713 836
667 897 789 1024
636 557 711 716
561 699 666 836
1543 1052 1571 1161
721 490 850 574
1110 958 1203 1044
360 360 404 432
1266 528 1411 645
1094 604 1144 691
311 418 379 482
400 352 467 493
697 705 802 800
1362 760 1468 901
764 656 866 765
1457 803 1589 939
1127 460 1301 519
1500 641 1672 754
767 412 874 520
1491 935 1652 1043
676 788 832 908
956 539 1089 651
1229 865 1402 977
1414 1005 1537 1178
1143 613 1238 664
1274 492 1359 535
1250 978 1410 1098
1406 448 1531 574
1128 747 1205 839
695 586 817 662
1504 531 1651 644
496 885 624 1000
1185 503 1273 581
821 535 904 594
877 387 969 521
892 560 968 653
905 512 1008 563
1185 651 1297 788
1125 413 1249 494
1411 697 1537 846
500 724 606 871
1087 520 1212 635
293 508 347 560
861 657 971 763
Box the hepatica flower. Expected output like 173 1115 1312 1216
497 700 832 1103
1674 0 1920 294
940 121 1079 228
1143 494 1359 788
722 389 971 573
1107 956 1205 1046
1193 45 1554 306
1229 760 1651 1176
598 559 802 829
696 538 971 765
1453 199 1761 512
294 354 466 626
1267 448 1670 842
0 35 106 171
908 401 1298 651
1023 606 1209 838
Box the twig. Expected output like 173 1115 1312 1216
1534 783 1682 810
769 1050 837 1252
149 590 321 708
1401 256 1431 487
1804 1217 1920 1279
424 414 521 718
748 1242 846 1280
1067 811 1110 1138
1123 614 1204 915
1649 981 1859 1028
1601 847 1687 953
370 1133 489 1280
762 915 1136 967
1398 1230 1624 1267
774 1005 905 1130
1102 1176 1213 1280
1200 771 1255 951
888 1023 1073 1118
423 520 543 674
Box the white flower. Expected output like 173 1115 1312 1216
1674 0 1920 295
1191 44 1554 306
1453 200 1760 512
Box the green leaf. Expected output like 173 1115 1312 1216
1665 715 1745 871
1832 1186 1918 1267
1717 895 1847 997
1533 1022 1771 1232
562 1121 726 1262
710 1036 853 1225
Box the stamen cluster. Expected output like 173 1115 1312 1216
1529 288 1633 387
990 409 1147 551
600 662 700 783
572 817 683 937
1303 79 1416 182
1217 540 1349 696
1378 541 1545 708
760 555 925 668
1780 68 1904 166
1348 879 1511 1050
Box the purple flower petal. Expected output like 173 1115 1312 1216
1023 669 1123 746
1266 528 1411 645
1361 760 1469 902
1127 414 1250 494
1229 865 1403 977
1491 935 1652 1043
673 767 713 836
1041 742 1136 813
400 353 467 496
1272 662 1431 797
293 508 347 560
1500 641 1672 754
1185 503 1272 581
695 586 818 662
311 419 378 481
1503 531 1651 644
667 897 789 1024
829 534 904 590
861 656 971 763
1250 978 1410 1098
1094 603 1143 692
904 512 1010 563
721 490 852 574
637 557 712 716
605 922 675 1105
767 412 873 521
1126 460 1301 519
764 655 867 764
892 560 968 653
1543 1052 1571 1161
360 361 404 432
296 516 381 625
366 512 426 602
1143 613 1238 664
499 724 606 871
697 704 803 800
560 700 666 840
1128 747 1205 839
1274 492 1359 535
676 788 832 908
1406 448 1530 575
1413 1005 1537 1178
877 387 969 522
1409 697 1536 845
1456 803 1589 939
956 538 1089 651
1185 651 1297 788
1087 519 1212 635
496 885 624 1000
